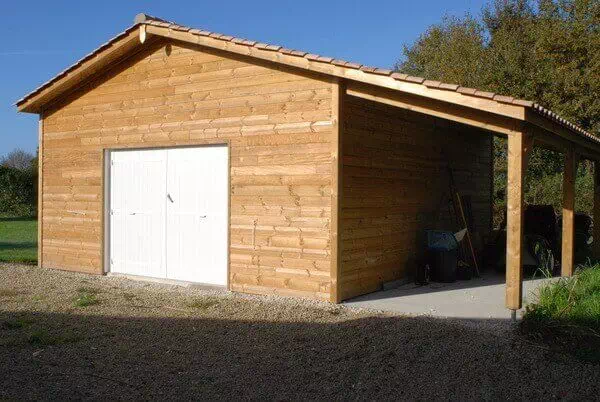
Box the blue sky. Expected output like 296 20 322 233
1 0 486 155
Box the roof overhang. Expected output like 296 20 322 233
16 14 600 158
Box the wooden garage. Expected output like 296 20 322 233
17 14 600 310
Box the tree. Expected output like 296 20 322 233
397 0 600 136
396 0 600 218
396 15 489 88
0 149 35 171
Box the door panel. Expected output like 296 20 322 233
110 149 167 279
165 146 228 285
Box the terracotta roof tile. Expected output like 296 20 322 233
316 56 334 63
373 68 393 76
439 83 460 91
457 87 477 95
345 62 362 69
512 99 534 107
305 53 320 61
290 50 307 57
331 59 348 67
423 80 442 88
493 95 515 103
473 90 496 99
406 76 426 84
391 72 408 80
264 44 281 51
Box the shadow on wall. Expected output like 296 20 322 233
1 311 599 400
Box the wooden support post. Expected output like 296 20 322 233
329 79 344 303
505 131 531 311
561 148 576 277
37 115 43 269
593 163 600 259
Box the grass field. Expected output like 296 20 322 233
522 264 600 362
0 217 37 264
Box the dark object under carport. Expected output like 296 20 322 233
426 231 459 283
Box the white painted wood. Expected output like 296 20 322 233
108 145 228 286
110 149 167 279
103 150 110 273
166 146 228 285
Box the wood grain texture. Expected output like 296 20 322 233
42 39 334 300
561 148 576 277
38 116 44 268
505 131 528 310
339 96 493 300
594 165 600 259
329 80 344 302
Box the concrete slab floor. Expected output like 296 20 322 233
343 272 556 321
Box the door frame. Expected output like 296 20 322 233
102 141 231 289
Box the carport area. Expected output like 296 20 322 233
341 83 600 316
344 272 554 320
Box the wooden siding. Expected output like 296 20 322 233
340 95 492 300
41 39 334 301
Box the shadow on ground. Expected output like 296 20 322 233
0 217 35 222
1 311 598 400
0 242 37 250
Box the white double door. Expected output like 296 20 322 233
109 146 228 285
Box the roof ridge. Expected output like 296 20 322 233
134 13 174 25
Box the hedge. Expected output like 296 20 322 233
0 165 37 217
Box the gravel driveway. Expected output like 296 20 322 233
1 263 599 400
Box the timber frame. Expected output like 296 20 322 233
17 14 600 311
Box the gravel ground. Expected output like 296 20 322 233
1 263 599 401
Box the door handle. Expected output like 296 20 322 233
167 193 174 203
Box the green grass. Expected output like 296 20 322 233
187 297 220 310
522 263 600 362
74 288 100 307
0 216 37 264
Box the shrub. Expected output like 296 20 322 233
0 165 37 217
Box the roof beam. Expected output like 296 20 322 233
526 123 600 162
346 81 522 136
525 109 600 160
